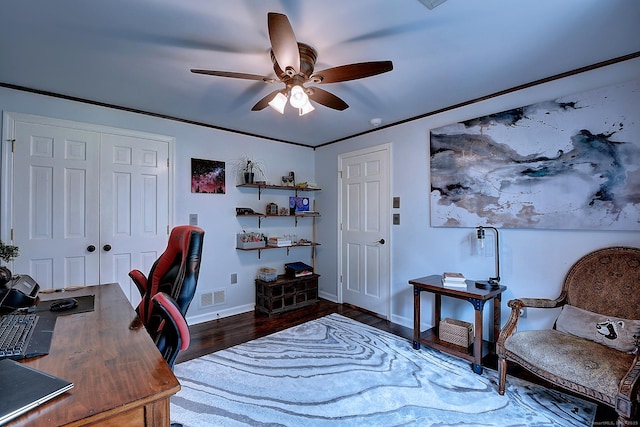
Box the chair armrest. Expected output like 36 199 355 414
615 352 640 421
128 269 148 297
497 296 566 354
152 292 190 351
508 297 564 309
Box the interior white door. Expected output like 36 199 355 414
12 121 102 288
100 133 169 306
339 144 390 317
6 115 171 305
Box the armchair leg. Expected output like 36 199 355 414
615 393 637 426
498 355 507 395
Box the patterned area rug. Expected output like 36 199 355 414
171 313 596 426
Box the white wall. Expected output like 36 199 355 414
2 57 639 332
0 87 316 324
315 57 640 335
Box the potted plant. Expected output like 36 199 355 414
236 156 267 184
0 240 19 286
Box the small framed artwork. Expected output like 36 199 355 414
191 158 225 194
289 196 310 212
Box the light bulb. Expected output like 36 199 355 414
268 92 287 114
289 85 308 109
299 100 315 116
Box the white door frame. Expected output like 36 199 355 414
337 143 391 317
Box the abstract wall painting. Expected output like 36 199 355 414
191 158 225 194
429 78 639 230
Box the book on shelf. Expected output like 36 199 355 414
267 237 292 247
442 272 467 288
294 211 320 216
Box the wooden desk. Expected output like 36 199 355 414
409 275 506 374
9 283 180 426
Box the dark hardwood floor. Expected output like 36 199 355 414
177 299 619 424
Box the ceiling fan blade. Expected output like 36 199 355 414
251 89 282 111
307 87 349 111
311 61 393 84
191 69 275 82
267 12 300 74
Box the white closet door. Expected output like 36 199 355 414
12 121 101 289
99 133 169 306
7 114 172 305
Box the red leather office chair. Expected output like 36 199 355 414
147 292 190 369
129 225 205 326
147 293 189 427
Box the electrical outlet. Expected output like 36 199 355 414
231 273 237 284
519 307 527 318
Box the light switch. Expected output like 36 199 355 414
189 213 198 225
393 197 400 208
393 213 400 225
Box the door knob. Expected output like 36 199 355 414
376 239 385 245
103 244 112 252
87 245 96 252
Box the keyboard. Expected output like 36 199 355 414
0 313 39 359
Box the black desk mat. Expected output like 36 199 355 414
35 295 95 316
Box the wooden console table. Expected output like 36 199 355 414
9 283 180 426
409 275 506 374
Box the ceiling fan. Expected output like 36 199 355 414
191 12 393 115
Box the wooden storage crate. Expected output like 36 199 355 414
255 274 319 316
439 318 474 347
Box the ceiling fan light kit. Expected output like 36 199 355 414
268 92 288 114
298 100 315 116
191 12 393 117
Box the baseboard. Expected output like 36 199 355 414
390 313 416 330
318 290 338 303
187 303 255 325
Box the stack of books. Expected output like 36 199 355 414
285 262 314 278
267 237 292 247
442 272 467 288
294 211 320 217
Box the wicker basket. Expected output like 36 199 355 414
439 318 474 347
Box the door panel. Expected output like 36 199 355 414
13 121 101 289
100 133 169 305
340 145 390 317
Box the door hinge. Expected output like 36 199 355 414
11 139 16 153
338 170 342 179
10 229 14 240
167 225 170 235
167 158 169 168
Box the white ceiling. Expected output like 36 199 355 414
1 0 639 147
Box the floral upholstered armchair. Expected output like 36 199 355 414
497 246 640 426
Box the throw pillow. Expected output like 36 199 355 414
555 304 640 353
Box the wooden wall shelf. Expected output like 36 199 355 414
237 183 321 200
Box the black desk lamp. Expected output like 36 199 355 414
475 226 501 289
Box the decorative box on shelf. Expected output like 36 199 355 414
236 232 266 249
439 318 474 348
